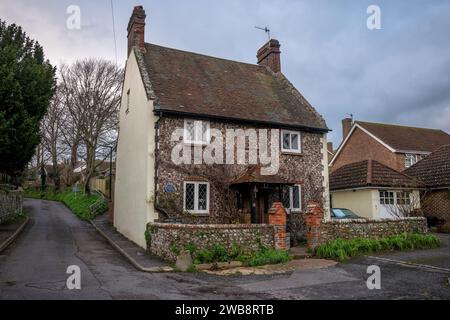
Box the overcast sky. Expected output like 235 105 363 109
1 0 449 145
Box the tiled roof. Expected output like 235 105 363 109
357 121 450 153
139 43 328 132
330 160 423 191
404 144 450 188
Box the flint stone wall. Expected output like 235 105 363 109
147 223 275 261
0 190 23 224
318 217 428 245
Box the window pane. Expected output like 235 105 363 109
201 122 209 143
282 186 291 209
292 186 300 209
185 183 195 210
185 121 195 141
291 134 299 151
198 184 208 211
283 133 291 150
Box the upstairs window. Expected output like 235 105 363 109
281 130 301 153
282 185 302 212
405 154 418 168
184 181 209 214
184 119 210 144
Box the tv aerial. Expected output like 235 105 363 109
255 26 271 40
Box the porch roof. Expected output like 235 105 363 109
230 165 295 186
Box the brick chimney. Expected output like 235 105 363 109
342 118 353 140
127 6 146 57
327 142 334 154
257 39 281 73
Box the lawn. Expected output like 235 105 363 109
24 188 107 220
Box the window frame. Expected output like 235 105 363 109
405 154 418 168
379 190 411 206
282 184 302 212
281 130 302 154
183 119 210 145
183 181 210 214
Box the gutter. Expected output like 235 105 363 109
154 109 330 134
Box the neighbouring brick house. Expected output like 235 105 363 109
330 159 424 219
114 6 331 248
330 118 450 172
404 144 450 227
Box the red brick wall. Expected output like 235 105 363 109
332 127 405 172
423 190 450 223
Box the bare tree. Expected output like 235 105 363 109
59 59 123 194
40 86 66 190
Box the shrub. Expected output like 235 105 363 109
242 249 292 267
314 233 441 261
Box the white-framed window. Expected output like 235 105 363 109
282 185 302 212
183 119 210 145
379 190 411 206
405 154 418 168
184 181 209 214
281 130 301 153
396 191 411 205
379 191 395 205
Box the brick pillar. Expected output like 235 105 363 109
305 201 324 250
268 202 290 250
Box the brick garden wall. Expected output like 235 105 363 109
147 223 275 261
0 189 23 224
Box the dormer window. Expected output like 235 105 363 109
184 119 210 145
405 154 418 168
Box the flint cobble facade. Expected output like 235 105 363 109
0 190 23 224
147 223 275 261
155 115 326 226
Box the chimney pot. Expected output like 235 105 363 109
342 118 353 140
257 39 281 73
127 6 146 57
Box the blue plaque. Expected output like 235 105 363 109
164 183 176 193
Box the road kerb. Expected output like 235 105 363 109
0 216 30 253
89 220 174 273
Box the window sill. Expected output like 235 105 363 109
281 151 303 156
187 212 210 216
183 142 211 147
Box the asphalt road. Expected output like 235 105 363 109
0 199 449 300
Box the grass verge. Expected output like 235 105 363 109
185 242 292 268
24 188 105 220
314 233 441 261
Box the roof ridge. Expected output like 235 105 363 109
356 120 448 133
145 42 263 69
